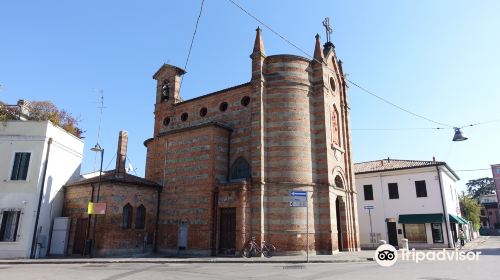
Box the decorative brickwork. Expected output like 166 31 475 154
145 29 360 256
63 131 161 257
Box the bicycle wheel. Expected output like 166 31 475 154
263 244 276 258
242 247 251 258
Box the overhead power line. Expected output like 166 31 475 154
226 0 456 128
345 79 453 128
459 118 500 129
352 127 446 131
227 0 500 132
227 0 313 60
180 0 205 92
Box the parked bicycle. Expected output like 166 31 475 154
242 236 276 258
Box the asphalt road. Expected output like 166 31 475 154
1 237 499 280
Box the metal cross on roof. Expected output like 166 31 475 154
322 17 333 42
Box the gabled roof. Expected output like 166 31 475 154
65 170 160 188
152 64 186 79
354 158 460 180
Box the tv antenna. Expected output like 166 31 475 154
96 89 105 144
93 89 106 170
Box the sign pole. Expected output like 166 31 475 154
289 191 308 263
368 208 374 249
306 192 309 263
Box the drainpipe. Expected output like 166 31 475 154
153 185 162 253
436 164 452 248
30 137 53 259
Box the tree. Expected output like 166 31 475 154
466 177 495 199
0 101 20 121
0 100 83 138
459 193 481 231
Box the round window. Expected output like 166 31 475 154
219 102 228 112
181 113 188 122
330 77 336 92
163 117 171 126
200 107 207 117
241 96 250 107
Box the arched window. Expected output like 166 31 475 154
230 157 251 180
335 175 344 189
135 205 146 229
122 203 132 229
332 105 341 147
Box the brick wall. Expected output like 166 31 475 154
144 31 360 255
63 182 159 256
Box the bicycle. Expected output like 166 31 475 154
242 236 276 258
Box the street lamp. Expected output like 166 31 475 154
452 127 468 141
90 143 104 257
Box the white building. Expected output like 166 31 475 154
355 159 468 249
479 193 498 204
0 120 83 258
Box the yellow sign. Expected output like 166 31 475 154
87 202 106 215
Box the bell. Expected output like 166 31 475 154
452 128 468 141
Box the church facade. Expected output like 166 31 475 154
144 28 360 255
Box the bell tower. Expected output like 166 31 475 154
152 64 186 105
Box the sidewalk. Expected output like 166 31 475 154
0 250 375 265
461 236 489 251
1 238 489 265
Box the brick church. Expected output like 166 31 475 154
144 28 360 255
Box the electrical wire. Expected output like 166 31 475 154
179 0 205 92
104 154 116 171
352 127 447 131
226 0 456 128
227 0 313 60
227 0 500 133
345 79 453 128
459 118 500 129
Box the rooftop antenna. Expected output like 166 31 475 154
93 89 106 170
96 90 105 144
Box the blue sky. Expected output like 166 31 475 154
1 1 499 191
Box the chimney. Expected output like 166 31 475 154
115 130 128 176
17 99 30 120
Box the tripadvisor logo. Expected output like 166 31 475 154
374 244 481 267
375 244 398 267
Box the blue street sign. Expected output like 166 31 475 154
290 191 307 196
290 191 307 207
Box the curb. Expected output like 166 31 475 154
0 258 374 265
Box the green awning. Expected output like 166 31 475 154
449 214 468 224
398 214 444 224
458 215 468 224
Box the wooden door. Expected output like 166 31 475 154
336 198 343 251
72 218 88 255
219 208 236 255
